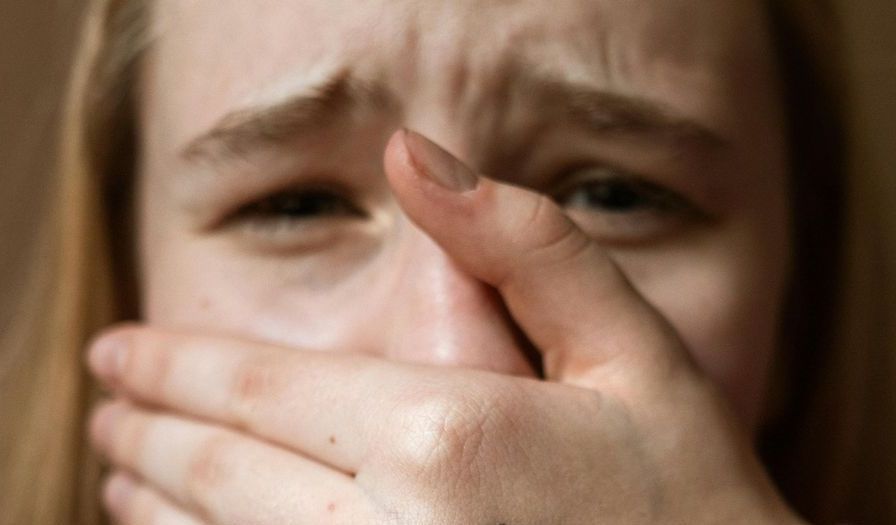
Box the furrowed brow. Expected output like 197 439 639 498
527 75 728 151
180 72 391 165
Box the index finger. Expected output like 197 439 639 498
87 326 522 475
385 129 697 392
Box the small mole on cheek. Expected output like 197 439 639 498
327 502 337 513
329 435 337 445
198 297 211 311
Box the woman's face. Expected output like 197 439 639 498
138 0 790 430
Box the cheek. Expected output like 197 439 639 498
137 192 377 353
140 229 387 352
618 226 790 430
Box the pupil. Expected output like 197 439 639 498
271 193 341 217
588 182 644 211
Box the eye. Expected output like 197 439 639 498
220 187 369 252
552 166 705 242
236 189 364 222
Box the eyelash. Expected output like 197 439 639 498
225 186 366 238
226 167 702 243
553 173 693 215
237 189 363 220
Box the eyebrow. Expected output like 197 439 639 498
180 71 392 165
542 81 727 150
180 69 726 166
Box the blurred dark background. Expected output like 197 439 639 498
1 0 84 323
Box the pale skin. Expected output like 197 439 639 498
87 0 801 523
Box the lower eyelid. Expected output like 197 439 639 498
566 206 701 244
227 218 362 256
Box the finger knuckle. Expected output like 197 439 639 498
184 434 237 513
391 385 522 486
516 195 592 271
523 195 570 249
227 355 282 428
395 390 484 475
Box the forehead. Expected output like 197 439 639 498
146 0 774 150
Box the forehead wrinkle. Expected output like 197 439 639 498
396 1 651 157
151 0 768 176
467 61 729 174
400 7 575 166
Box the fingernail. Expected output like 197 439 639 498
403 129 479 192
87 332 131 379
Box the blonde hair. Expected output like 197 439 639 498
0 1 147 523
0 0 891 523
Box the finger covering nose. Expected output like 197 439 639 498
384 222 541 377
384 129 689 386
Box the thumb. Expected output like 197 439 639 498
384 129 697 391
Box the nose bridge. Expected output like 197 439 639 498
386 223 537 377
